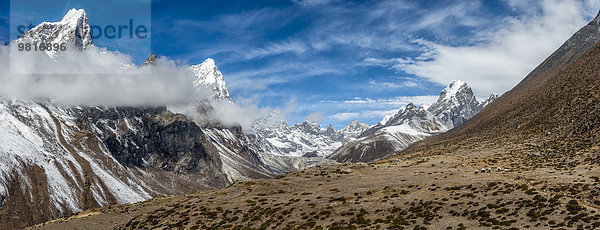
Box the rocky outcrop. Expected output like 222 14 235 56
427 80 481 129
73 107 230 186
142 53 158 65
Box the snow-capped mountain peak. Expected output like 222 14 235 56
248 111 369 157
324 124 337 136
480 93 499 108
190 58 231 101
339 120 369 139
61 8 87 24
331 80 496 163
406 102 418 110
439 80 472 102
340 120 369 133
377 102 444 133
295 120 323 135
378 107 403 126
264 109 287 125
248 109 288 133
18 8 93 57
427 80 479 128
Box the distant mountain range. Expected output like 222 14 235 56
329 80 498 163
248 80 498 164
248 110 369 158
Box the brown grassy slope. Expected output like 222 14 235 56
30 147 600 229
403 22 600 157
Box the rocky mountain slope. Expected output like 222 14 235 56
245 110 366 174
330 80 497 163
427 80 484 129
248 110 369 158
190 58 231 101
0 91 276 229
0 9 276 229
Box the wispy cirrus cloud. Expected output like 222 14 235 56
291 0 333 8
238 40 308 60
365 78 419 90
374 0 600 98
225 58 343 93
312 95 438 124
330 109 398 122
172 7 293 35
339 96 438 107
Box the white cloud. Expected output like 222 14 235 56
238 40 307 60
341 95 438 107
412 1 484 31
0 45 275 130
393 0 599 97
330 109 398 121
1 45 204 106
306 111 324 123
366 78 419 89
208 100 272 129
329 112 360 121
320 95 437 123
292 0 333 7
225 58 342 93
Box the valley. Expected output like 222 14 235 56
31 144 600 229
2 3 600 230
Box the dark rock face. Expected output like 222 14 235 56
73 107 229 187
329 134 405 163
294 121 323 136
427 81 481 129
142 53 158 65
0 100 277 229
302 151 319 158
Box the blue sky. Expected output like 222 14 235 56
1 0 599 128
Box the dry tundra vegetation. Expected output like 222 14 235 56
28 14 600 230
30 141 600 229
